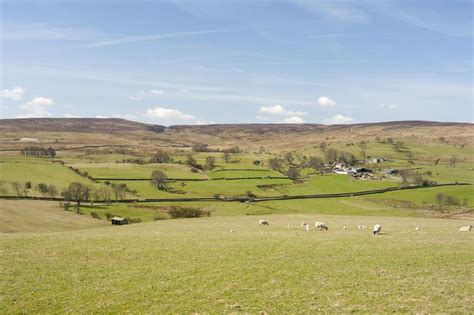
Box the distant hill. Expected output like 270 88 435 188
0 118 472 152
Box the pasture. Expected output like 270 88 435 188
1 214 472 313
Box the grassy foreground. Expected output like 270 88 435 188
1 214 472 313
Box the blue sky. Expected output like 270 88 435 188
0 0 472 125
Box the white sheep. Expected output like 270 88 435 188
415 226 420 231
358 225 367 230
230 229 234 233
301 222 308 227
342 226 347 230
259 219 269 226
315 221 328 231
373 224 382 235
459 225 472 232
305 224 310 231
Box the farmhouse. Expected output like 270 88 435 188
111 216 129 225
367 157 386 163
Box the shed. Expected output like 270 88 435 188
111 216 129 225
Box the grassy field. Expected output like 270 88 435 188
0 157 97 195
1 214 472 313
0 200 106 233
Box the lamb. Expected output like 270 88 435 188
459 225 472 232
358 225 367 230
315 221 328 231
373 224 382 235
259 219 269 226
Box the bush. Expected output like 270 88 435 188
128 217 142 224
63 202 71 211
246 190 256 198
168 206 211 219
105 212 114 220
153 213 169 221
90 211 101 219
435 193 460 206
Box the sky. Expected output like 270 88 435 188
0 0 472 125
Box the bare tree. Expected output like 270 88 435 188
449 155 457 167
223 152 231 163
11 182 23 197
151 170 168 191
287 167 301 181
48 185 58 199
205 156 216 170
111 183 127 201
62 182 89 206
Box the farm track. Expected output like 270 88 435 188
1 182 469 203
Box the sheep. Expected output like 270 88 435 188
342 226 347 230
301 222 308 227
259 219 269 226
459 225 472 232
315 221 328 231
305 224 310 231
287 224 291 228
230 229 235 233
373 224 382 235
415 226 420 231
358 225 367 230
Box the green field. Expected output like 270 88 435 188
1 214 472 313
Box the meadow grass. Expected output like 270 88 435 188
1 214 472 313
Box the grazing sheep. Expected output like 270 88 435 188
230 229 234 233
358 225 367 230
301 222 308 227
342 226 347 230
287 224 291 228
373 224 382 235
305 224 310 231
415 226 420 231
459 225 472 232
315 221 328 231
259 219 269 226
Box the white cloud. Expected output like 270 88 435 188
146 106 194 120
259 104 305 116
18 97 55 118
0 86 25 101
281 116 305 124
195 120 215 125
380 103 397 110
150 89 165 95
63 113 79 118
128 96 143 101
318 96 336 107
256 115 269 121
324 114 354 124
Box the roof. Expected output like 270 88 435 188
111 216 125 221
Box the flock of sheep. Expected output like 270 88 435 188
258 219 472 233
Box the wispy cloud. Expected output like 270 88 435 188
0 86 25 101
293 0 369 23
1 23 101 41
78 29 240 48
211 59 385 67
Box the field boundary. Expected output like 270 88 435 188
1 182 469 203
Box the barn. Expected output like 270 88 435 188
111 216 129 225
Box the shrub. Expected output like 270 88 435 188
105 212 114 220
90 211 101 219
128 217 142 224
435 193 460 206
153 213 169 221
63 202 71 211
246 190 257 198
168 206 211 219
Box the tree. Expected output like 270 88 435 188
186 155 203 170
46 147 56 157
111 183 127 201
449 155 457 167
284 152 294 165
37 183 49 197
95 186 112 204
150 150 172 163
268 158 283 172
338 151 357 165
62 182 89 206
394 141 405 152
48 185 58 199
25 182 32 189
151 170 168 191
204 156 216 171
11 182 23 197
0 185 8 196
287 167 301 181
307 156 324 170
319 142 327 153
324 148 338 163
223 152 231 163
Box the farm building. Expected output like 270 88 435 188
367 157 386 163
111 216 129 225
